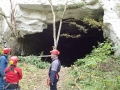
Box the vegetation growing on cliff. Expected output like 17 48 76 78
69 17 103 32
60 17 103 38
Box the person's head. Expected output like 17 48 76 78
50 49 60 59
9 56 18 66
3 48 11 55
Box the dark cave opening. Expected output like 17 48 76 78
18 19 105 67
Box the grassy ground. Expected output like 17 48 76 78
18 63 70 90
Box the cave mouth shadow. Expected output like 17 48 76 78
18 19 105 67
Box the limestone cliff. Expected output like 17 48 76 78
0 0 120 56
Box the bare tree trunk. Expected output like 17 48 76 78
0 0 18 55
48 0 68 49
0 0 17 38
10 0 17 38
9 0 18 55
48 0 57 49
56 0 68 47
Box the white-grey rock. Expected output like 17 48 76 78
0 0 120 56
100 0 120 56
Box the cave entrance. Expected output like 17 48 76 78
18 19 105 67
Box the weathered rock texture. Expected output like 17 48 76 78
0 0 120 56
99 0 120 56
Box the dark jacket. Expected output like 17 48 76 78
49 57 61 83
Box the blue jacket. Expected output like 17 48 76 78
49 57 61 83
0 55 8 90
0 55 8 77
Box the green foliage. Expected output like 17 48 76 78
0 47 3 55
69 21 87 33
60 33 81 38
65 40 120 90
68 17 103 34
82 18 103 28
18 55 50 69
75 40 113 67
61 17 103 38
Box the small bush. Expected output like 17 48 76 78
18 55 50 69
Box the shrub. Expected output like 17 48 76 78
18 55 50 69
66 39 120 90
74 39 113 68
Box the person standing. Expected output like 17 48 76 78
0 48 11 90
4 56 22 90
48 49 61 90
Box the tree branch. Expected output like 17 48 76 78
48 0 57 49
74 74 81 90
9 0 18 38
56 0 68 47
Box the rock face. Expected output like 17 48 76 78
0 0 120 56
99 0 120 56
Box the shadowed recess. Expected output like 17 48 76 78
18 19 105 67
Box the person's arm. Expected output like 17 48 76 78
17 68 22 80
0 57 6 76
15 68 22 89
50 71 57 85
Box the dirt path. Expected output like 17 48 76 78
36 67 70 90
19 63 70 90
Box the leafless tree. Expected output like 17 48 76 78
0 0 18 38
0 0 18 55
48 0 68 49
